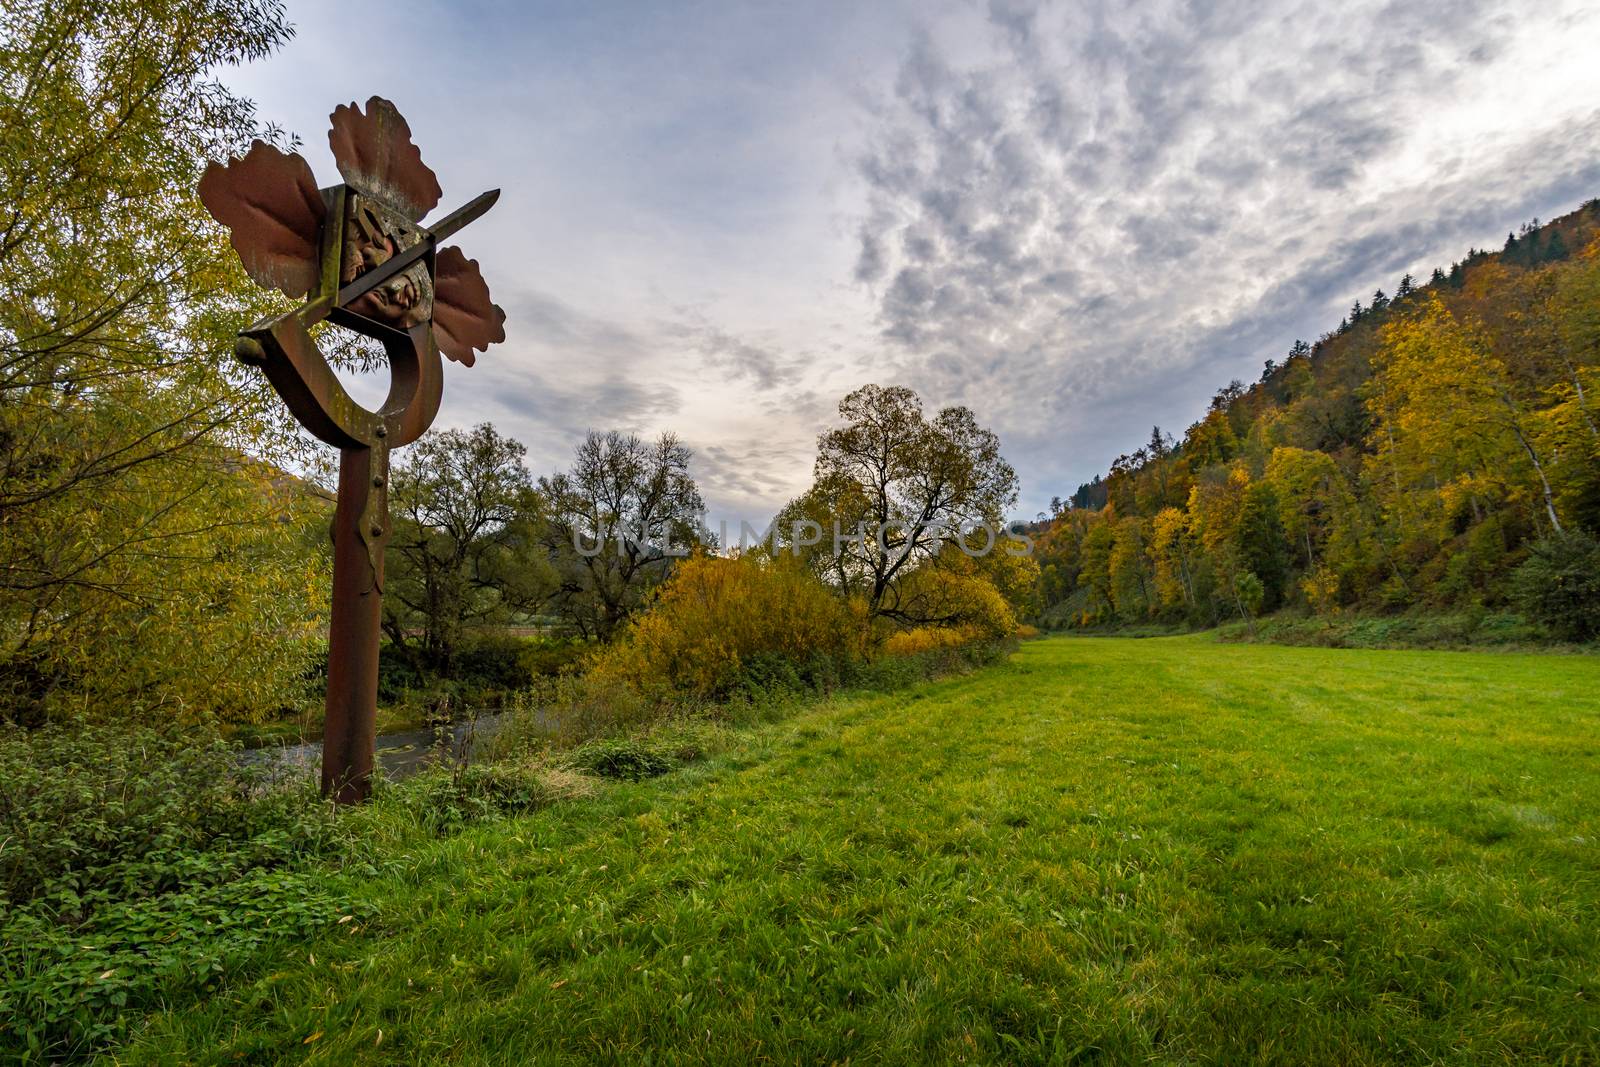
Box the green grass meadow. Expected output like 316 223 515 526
120 636 1600 1064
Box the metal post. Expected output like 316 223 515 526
322 445 387 804
199 97 505 804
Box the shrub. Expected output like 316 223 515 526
343 758 594 838
0 724 335 913
0 724 594 1058
854 632 1016 690
593 554 869 700
374 633 592 717
0 723 348 1057
1512 532 1600 641
568 737 676 781
516 635 591 678
890 565 1018 641
883 624 981 657
495 672 661 750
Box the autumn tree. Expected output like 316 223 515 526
1370 293 1565 537
778 384 1018 623
0 0 333 720
1148 506 1197 616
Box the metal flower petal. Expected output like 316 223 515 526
328 97 442 222
198 141 327 298
433 247 506 366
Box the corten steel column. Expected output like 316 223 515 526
322 444 388 803
199 97 507 803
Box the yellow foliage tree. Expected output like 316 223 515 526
1369 293 1565 537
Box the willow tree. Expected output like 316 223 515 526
383 424 554 673
0 0 327 721
536 431 707 640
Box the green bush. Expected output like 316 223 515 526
0 724 348 1057
373 634 592 718
349 760 584 836
568 737 676 781
2 869 364 1059
0 724 590 1059
1512 532 1600 641
515 635 591 678
0 724 334 913
562 719 732 781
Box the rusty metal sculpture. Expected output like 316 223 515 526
200 98 505 803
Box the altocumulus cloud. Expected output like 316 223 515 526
228 0 1600 524
853 0 1600 515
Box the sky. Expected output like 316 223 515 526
223 0 1600 529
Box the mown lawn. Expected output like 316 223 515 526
120 636 1600 1064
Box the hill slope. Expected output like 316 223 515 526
1035 202 1600 634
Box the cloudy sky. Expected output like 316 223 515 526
225 0 1600 528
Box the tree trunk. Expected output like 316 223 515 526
1511 423 1564 534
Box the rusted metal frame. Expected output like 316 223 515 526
233 184 448 803
200 98 506 806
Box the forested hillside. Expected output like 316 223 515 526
1035 203 1600 639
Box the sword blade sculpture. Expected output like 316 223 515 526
199 97 506 803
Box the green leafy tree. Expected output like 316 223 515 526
778 384 1018 623
1234 482 1290 609
537 431 706 639
382 424 554 673
1512 532 1600 640
0 0 331 721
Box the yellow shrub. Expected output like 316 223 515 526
1015 623 1042 640
1302 565 1342 616
890 566 1017 641
882 625 981 657
592 553 867 698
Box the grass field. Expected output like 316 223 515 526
119 636 1600 1064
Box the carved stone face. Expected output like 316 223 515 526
340 193 432 329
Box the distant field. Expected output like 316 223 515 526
123 636 1600 1064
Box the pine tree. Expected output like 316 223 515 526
1148 426 1172 460
1235 482 1290 610
1396 273 1415 299
1371 289 1390 313
1522 230 1543 266
1430 266 1447 285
